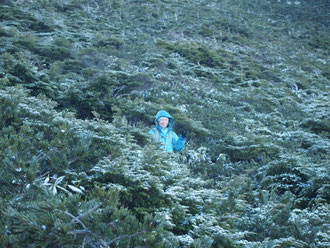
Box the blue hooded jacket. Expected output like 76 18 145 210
149 110 186 152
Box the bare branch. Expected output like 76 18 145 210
68 157 79 165
76 202 103 220
67 229 91 235
107 219 119 228
60 210 87 230
108 230 146 245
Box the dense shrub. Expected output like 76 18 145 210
157 40 227 68
260 158 311 196
0 0 329 247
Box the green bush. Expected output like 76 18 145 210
0 4 53 32
301 118 330 137
0 0 329 247
2 182 173 248
0 87 126 197
261 158 310 195
95 36 124 49
156 40 228 68
38 45 73 61
223 134 281 162
9 63 37 84
13 33 38 51
90 146 176 220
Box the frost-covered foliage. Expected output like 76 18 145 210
1 0 329 247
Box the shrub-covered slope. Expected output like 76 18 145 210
0 0 329 247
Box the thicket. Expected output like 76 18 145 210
0 0 329 247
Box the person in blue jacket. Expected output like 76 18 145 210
149 110 186 152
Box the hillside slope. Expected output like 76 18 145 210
0 0 329 247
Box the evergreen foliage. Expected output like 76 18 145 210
0 0 329 247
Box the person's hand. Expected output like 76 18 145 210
181 130 187 138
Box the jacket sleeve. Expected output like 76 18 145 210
172 131 186 151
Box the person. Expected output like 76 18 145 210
149 110 186 152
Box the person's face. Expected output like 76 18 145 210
158 117 169 128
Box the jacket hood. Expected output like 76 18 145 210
154 110 174 131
